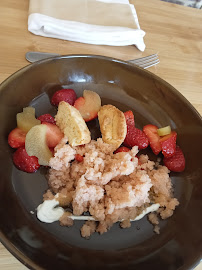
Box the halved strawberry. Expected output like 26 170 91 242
8 128 27 148
37 114 55 124
75 154 84 162
51 89 77 106
114 146 130 154
74 96 85 110
74 90 101 122
42 122 64 148
124 111 135 126
143 124 161 155
124 126 149 149
160 131 177 158
123 110 148 149
13 147 40 173
163 146 185 172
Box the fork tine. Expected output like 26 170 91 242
128 54 159 69
136 58 159 66
138 60 160 69
129 54 158 63
132 56 159 65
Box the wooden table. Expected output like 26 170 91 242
0 0 201 269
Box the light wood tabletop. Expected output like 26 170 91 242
0 0 201 269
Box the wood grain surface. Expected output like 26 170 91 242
0 0 201 269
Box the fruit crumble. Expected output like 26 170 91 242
8 88 185 238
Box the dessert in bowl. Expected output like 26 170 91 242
0 55 201 270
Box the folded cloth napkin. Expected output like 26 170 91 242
28 0 146 51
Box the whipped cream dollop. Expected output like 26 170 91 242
37 199 64 223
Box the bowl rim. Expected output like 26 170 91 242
1 54 201 122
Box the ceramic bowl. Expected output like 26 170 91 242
0 55 202 270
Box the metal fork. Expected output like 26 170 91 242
128 54 159 69
25 52 159 69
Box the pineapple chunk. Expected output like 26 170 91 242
25 125 53 166
17 107 40 132
157 126 171 136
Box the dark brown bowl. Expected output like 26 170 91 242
0 55 202 270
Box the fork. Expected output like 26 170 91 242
128 54 159 69
25 52 159 69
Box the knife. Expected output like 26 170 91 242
25 51 160 69
26 51 60 63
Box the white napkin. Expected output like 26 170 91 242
28 0 146 51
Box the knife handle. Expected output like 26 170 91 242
25 51 61 63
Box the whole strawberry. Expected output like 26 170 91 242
51 89 77 106
163 146 185 172
13 147 40 173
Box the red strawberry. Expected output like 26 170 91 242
51 89 77 106
163 146 185 172
124 126 149 149
160 131 177 158
124 111 135 126
8 128 27 148
37 114 55 124
74 96 98 122
74 90 101 122
114 146 130 154
74 97 85 110
42 122 64 148
75 154 84 162
13 147 40 173
143 125 161 155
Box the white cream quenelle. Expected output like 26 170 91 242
37 199 64 223
37 196 160 223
